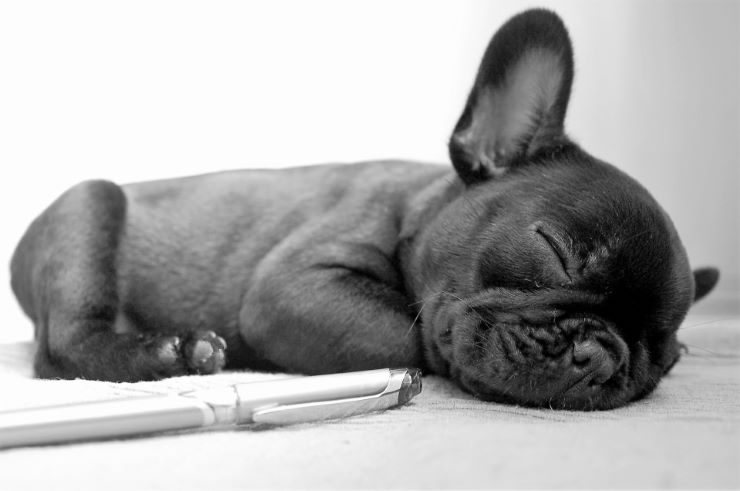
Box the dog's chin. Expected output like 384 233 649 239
453 366 636 411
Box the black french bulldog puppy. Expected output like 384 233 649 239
11 9 718 410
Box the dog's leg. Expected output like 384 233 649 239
239 244 424 374
11 180 225 381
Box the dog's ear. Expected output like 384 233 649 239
449 9 574 184
693 267 719 302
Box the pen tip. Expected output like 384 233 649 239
398 368 422 405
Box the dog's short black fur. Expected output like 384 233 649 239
11 10 719 409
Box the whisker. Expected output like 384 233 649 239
405 297 434 337
681 343 726 357
405 290 457 337
440 290 466 303
499 370 519 397
679 317 737 330
621 228 653 243
407 294 437 307
405 304 427 337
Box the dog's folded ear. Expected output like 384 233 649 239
449 9 574 184
693 267 720 302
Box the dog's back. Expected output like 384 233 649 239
114 161 446 337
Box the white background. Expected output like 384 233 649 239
0 0 737 342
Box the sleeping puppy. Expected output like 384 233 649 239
10 9 719 410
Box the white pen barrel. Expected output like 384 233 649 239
0 395 215 449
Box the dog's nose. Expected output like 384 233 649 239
570 339 617 386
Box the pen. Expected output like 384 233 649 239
0 368 422 449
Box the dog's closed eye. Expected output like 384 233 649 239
533 223 573 283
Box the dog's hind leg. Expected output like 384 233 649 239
11 180 225 381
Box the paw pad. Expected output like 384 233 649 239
183 331 227 375
156 336 181 364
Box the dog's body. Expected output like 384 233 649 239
13 162 446 376
11 10 718 409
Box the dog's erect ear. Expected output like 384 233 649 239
693 267 720 302
449 9 574 184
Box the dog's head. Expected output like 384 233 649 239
414 9 719 409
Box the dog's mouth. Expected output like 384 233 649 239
426 294 639 410
467 318 628 409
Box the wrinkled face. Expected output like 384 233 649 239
416 155 696 410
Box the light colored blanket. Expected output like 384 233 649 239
1 315 738 489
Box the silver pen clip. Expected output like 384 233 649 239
249 368 422 425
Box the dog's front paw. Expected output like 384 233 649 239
182 330 228 375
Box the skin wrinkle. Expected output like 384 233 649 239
426 279 642 407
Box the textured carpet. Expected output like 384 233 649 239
0 315 738 489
